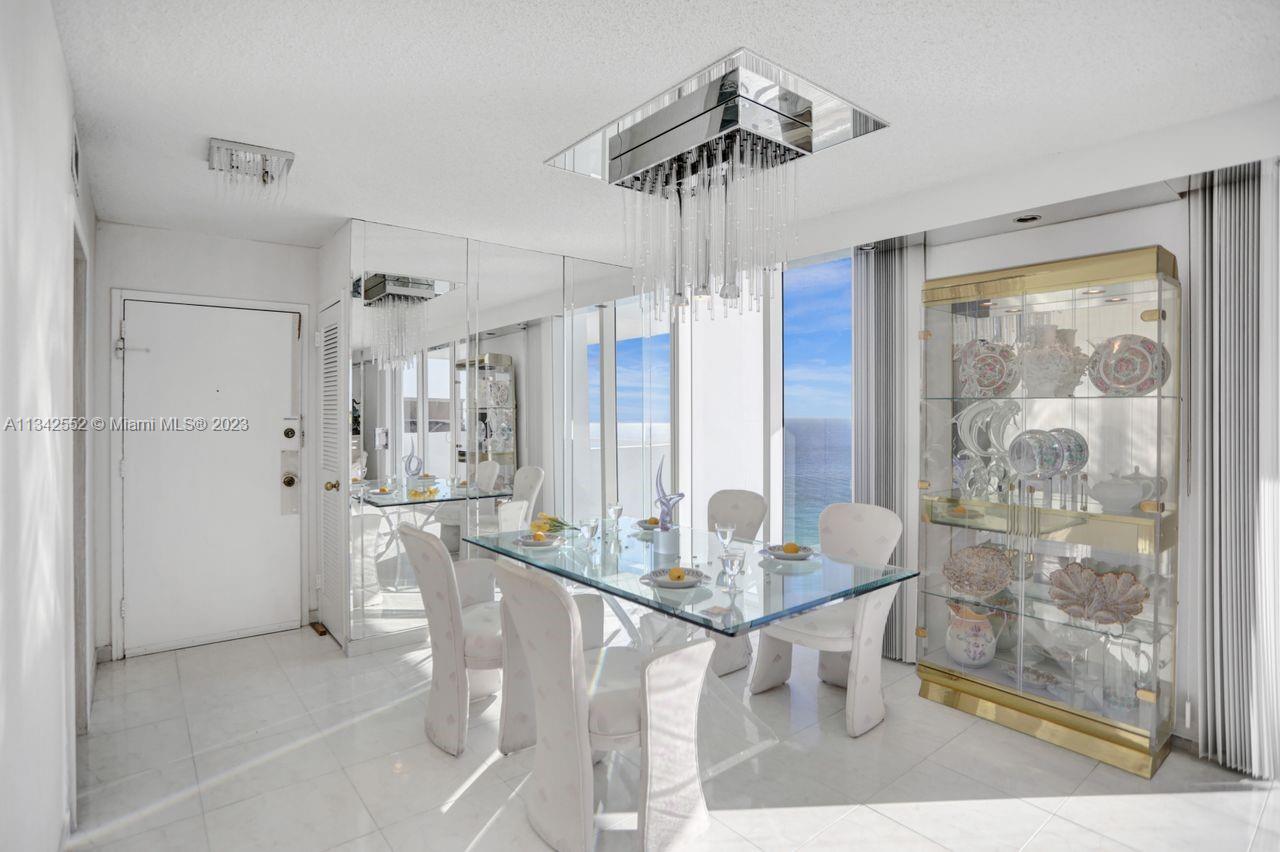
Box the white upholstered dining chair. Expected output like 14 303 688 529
481 464 544 533
705 489 768 674
748 502 903 737
399 524 505 755
493 557 715 852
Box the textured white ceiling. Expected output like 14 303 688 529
53 0 1280 261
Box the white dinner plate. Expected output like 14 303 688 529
761 545 815 562
516 534 561 549
640 568 707 589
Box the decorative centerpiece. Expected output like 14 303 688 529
1019 325 1089 396
1048 561 1149 624
652 457 684 554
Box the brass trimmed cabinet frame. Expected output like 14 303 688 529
916 245 1180 778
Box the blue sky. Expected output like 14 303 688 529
585 257 850 423
588 334 671 423
783 257 853 420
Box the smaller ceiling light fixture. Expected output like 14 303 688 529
208 138 294 201
1082 288 1106 295
1105 296 1127 303
1013 213 1042 224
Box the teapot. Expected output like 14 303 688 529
1122 466 1166 501
1089 472 1146 514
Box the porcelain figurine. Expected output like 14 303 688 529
945 601 1006 667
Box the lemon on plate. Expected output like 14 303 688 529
667 566 686 582
782 542 801 554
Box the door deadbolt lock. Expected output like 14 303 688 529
324 480 340 491
281 474 297 488
283 427 296 439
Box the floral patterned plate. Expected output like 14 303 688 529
1088 333 1171 397
958 339 1021 398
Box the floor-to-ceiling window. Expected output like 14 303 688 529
614 297 670 518
782 255 854 545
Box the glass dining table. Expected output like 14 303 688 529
464 517 918 638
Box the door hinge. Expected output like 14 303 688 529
313 331 322 348
119 598 126 620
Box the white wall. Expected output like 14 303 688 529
1 0 98 846
91 223 320 651
919 199 1196 739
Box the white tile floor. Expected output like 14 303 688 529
70 625 1277 851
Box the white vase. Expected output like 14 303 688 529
653 527 680 555
944 601 1004 667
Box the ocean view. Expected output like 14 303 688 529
782 417 853 545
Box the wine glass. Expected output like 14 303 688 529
720 548 745 590
605 502 623 534
715 522 736 553
577 517 600 550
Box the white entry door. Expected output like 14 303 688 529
121 299 302 654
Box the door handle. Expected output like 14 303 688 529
324 480 340 491
282 474 297 488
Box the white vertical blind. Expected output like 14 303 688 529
1193 160 1280 778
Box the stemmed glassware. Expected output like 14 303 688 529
715 522 736 553
577 517 600 551
720 548 745 591
605 502 624 536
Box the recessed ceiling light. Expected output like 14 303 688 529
1014 213 1042 224
1105 297 1127 303
1082 288 1106 295
1006 307 1022 313
979 300 993 307
857 243 876 252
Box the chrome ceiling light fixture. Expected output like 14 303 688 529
208 138 294 201
360 274 444 370
549 49 886 320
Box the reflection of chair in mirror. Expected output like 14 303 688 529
493 557 715 852
350 509 395 605
478 465 543 535
436 459 500 552
748 502 903 737
399 524 504 756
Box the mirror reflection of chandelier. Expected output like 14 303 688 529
548 48 888 321
361 274 437 370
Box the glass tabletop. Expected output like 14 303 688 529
359 483 513 508
464 518 918 636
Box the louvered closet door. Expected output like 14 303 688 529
318 300 350 644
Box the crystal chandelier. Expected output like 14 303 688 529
549 49 887 320
361 274 437 370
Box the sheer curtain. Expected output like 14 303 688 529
1192 159 1280 778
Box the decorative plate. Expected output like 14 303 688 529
1008 429 1066 479
1088 334 1171 397
1091 570 1150 625
957 340 1021 398
1048 561 1099 619
1048 428 1089 476
941 545 1015 600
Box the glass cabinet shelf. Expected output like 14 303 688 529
916 245 1181 778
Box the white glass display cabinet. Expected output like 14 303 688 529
916 246 1181 777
